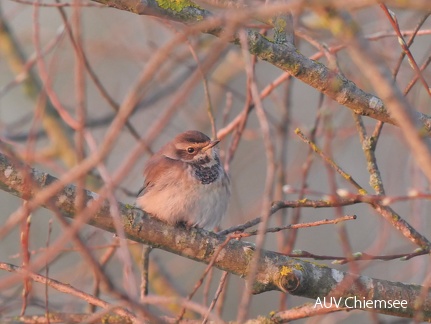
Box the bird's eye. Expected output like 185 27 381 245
187 147 195 154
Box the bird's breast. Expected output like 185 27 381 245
188 162 223 185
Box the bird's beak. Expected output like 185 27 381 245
202 139 220 152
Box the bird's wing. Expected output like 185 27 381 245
137 154 175 198
137 164 157 198
137 184 147 197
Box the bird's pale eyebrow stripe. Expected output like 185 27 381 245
176 142 207 150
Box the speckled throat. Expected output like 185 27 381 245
189 158 222 185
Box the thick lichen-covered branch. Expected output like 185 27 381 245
89 0 431 133
0 151 430 320
92 0 211 23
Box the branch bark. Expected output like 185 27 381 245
0 151 430 320
90 0 431 133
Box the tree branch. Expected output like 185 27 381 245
0 151 430 320
89 0 431 133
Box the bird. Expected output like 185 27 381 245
136 130 230 230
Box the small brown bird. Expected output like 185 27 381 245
136 130 230 230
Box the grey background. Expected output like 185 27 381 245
1 2 431 322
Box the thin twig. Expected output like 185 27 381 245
45 219 53 324
0 262 137 321
392 12 430 79
202 271 229 324
233 215 356 238
236 25 277 322
283 93 323 255
186 39 217 138
380 4 431 97
286 248 428 263
295 126 431 249
176 235 234 321
295 128 365 194
140 245 152 301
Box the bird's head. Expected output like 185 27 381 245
163 130 220 165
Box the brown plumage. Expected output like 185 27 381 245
136 130 230 230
